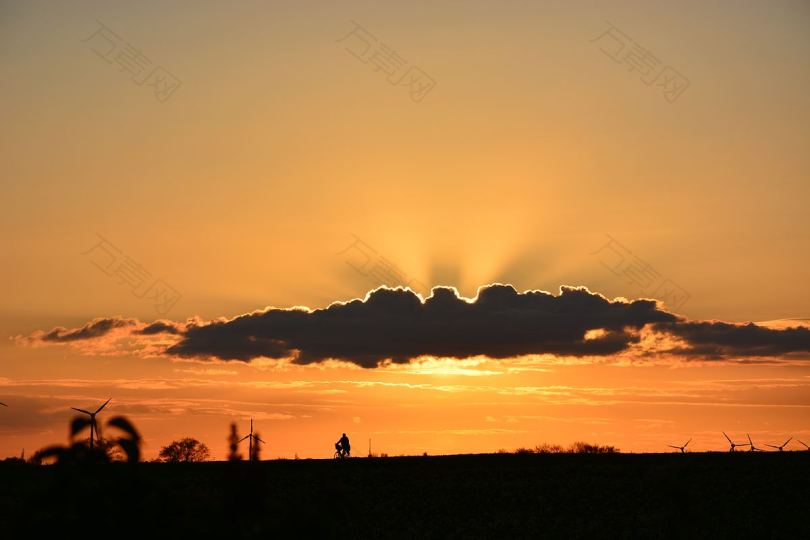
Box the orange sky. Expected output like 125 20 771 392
1 0 809 459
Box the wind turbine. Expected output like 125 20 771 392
765 437 792 452
723 432 750 452
746 434 762 452
238 418 266 461
667 438 691 453
70 398 111 450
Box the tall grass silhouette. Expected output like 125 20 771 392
32 414 142 464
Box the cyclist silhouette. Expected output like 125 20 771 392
334 433 351 459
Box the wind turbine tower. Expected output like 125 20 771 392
723 432 749 452
239 419 266 461
70 398 111 450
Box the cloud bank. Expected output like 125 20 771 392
38 317 137 342
22 285 810 367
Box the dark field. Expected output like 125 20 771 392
2 453 808 538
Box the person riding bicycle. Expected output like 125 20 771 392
335 433 351 458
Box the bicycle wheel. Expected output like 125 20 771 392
334 450 341 460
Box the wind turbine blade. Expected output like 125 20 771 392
684 439 691 447
783 437 792 446
667 445 680 449
71 407 92 415
747 434 753 445
764 444 779 449
723 432 732 443
797 440 808 448
95 398 112 414
256 437 266 444
239 435 250 442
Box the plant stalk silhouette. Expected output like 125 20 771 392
228 422 243 461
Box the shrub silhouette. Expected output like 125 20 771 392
506 442 620 455
94 437 128 461
32 414 142 464
158 437 211 463
534 443 566 453
568 441 619 454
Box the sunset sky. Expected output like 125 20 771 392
2 0 809 460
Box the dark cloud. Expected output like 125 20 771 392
656 320 810 358
39 317 136 342
166 285 677 367
136 320 184 335
25 285 810 367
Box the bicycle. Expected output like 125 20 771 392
334 444 350 460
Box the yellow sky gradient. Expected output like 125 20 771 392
1 0 809 459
